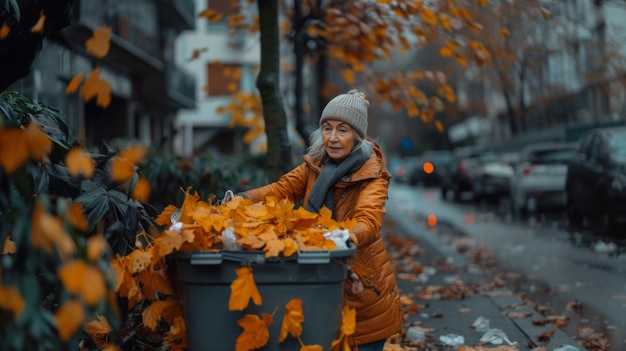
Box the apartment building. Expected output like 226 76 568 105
11 0 197 149
451 0 626 145
173 0 259 156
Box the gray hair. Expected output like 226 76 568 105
306 127 373 162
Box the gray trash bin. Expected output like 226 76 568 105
176 245 356 350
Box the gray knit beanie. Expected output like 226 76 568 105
320 89 369 137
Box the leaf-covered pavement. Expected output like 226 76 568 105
381 213 610 351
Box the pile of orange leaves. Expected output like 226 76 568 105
98 188 358 351
154 187 357 255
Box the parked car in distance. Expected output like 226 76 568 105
440 147 483 202
392 156 422 184
408 150 452 186
388 157 407 182
471 152 518 202
565 126 626 234
510 142 577 216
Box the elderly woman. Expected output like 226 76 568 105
240 89 402 350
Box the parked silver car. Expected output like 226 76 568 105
472 152 518 202
510 142 577 215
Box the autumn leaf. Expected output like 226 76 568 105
235 313 273 351
435 120 444 132
439 46 453 57
24 121 52 161
454 53 468 68
0 126 29 174
198 9 223 22
341 69 355 85
279 298 305 342
155 205 179 226
329 305 357 351
0 23 9 39
80 67 112 108
264 238 285 258
86 26 112 59
31 202 76 260
85 315 113 346
407 105 420 118
139 269 175 300
65 202 89 232
165 316 187 350
66 72 86 93
340 305 356 335
1 235 16 254
110 157 134 182
95 79 112 107
283 237 298 257
81 68 100 101
243 127 264 144
301 345 323 351
110 256 144 309
126 249 154 273
31 11 46 33
131 176 152 201
86 234 108 261
0 284 25 318
187 47 208 62
190 206 226 233
238 233 266 251
59 260 107 306
180 187 200 224
65 147 95 179
439 13 452 32
229 266 262 311
498 28 510 40
55 298 85 341
317 206 335 230
441 85 456 103
155 229 195 257
142 299 180 330
328 334 350 351
422 8 438 26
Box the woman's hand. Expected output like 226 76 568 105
219 190 235 205
347 266 364 294
349 272 364 294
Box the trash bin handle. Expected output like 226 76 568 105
190 252 266 265
296 251 332 264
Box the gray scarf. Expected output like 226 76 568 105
305 151 369 214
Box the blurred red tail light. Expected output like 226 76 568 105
458 161 467 174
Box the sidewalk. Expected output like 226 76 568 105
383 207 587 350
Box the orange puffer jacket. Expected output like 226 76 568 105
243 143 403 346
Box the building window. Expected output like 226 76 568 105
206 0 239 30
206 62 241 96
548 53 564 86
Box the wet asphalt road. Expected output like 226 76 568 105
387 182 626 350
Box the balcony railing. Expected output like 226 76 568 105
76 0 160 61
116 14 159 58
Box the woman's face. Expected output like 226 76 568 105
321 120 355 162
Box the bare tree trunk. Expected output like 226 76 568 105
518 63 527 131
503 89 518 136
256 0 293 181
292 0 315 147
